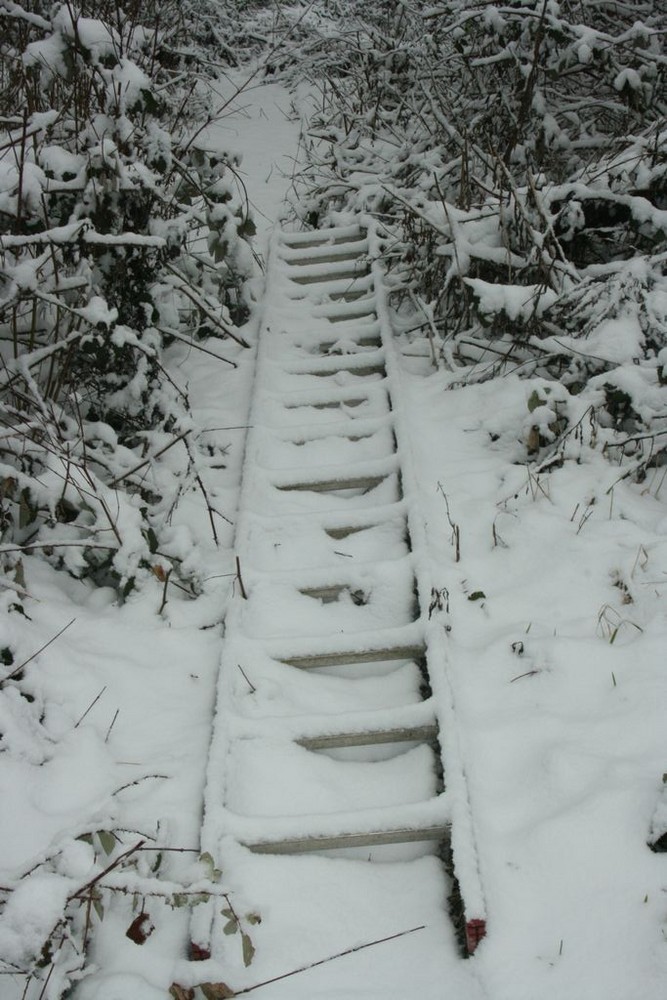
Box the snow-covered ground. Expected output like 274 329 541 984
0 78 301 1000
397 359 667 1000
1 67 666 1000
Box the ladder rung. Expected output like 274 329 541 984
276 474 387 493
287 264 368 285
299 584 352 602
318 337 381 353
246 823 448 855
296 362 385 378
324 524 368 539
280 238 369 265
280 643 425 670
281 226 364 248
284 396 369 410
326 288 370 302
317 303 378 322
298 723 439 751
284 249 367 266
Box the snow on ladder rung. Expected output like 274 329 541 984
327 287 372 302
280 238 369 265
285 261 369 284
275 473 388 493
317 336 381 353
284 394 371 410
283 248 368 267
287 284 373 304
246 823 449 855
297 722 439 751
279 642 425 670
281 225 364 248
315 300 378 322
324 523 371 539
296 362 385 378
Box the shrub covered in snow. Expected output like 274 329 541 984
294 0 666 468
0 1 258 595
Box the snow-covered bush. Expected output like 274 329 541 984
294 0 666 466
0 1 257 593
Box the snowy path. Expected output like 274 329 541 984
182 223 487 998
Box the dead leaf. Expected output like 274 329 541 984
169 986 195 1000
200 983 235 999
189 941 210 961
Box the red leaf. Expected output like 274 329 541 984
465 918 487 954
126 912 154 945
189 941 211 961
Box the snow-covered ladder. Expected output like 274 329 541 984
192 220 487 972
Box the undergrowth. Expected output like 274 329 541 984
287 0 666 475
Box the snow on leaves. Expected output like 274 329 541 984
295 0 665 472
0 1 258 599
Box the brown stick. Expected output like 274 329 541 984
232 925 426 996
73 686 107 728
235 556 247 599
69 840 146 902
109 430 191 487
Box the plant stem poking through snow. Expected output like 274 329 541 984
178 924 427 999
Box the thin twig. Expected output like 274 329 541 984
235 556 247 599
74 686 107 728
232 925 426 996
237 664 255 693
510 670 539 683
69 840 146 902
109 430 191 487
158 568 173 615
158 325 238 367
105 709 120 743
0 618 76 688
113 775 169 796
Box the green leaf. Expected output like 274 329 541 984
241 932 255 967
238 216 256 239
527 390 542 413
97 831 116 856
245 912 261 926
221 907 238 934
19 488 37 527
468 591 486 602
138 88 161 116
145 527 159 554
13 560 26 591
93 896 105 921
200 851 223 882
191 893 210 907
